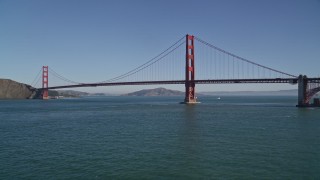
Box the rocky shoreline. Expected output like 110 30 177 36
0 79 39 99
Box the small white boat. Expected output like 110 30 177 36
217 97 221 100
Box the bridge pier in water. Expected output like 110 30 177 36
296 74 320 107
297 75 308 107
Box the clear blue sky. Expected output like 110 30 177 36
1 0 320 93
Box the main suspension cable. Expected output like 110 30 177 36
99 35 186 83
194 36 297 78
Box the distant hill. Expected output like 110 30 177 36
90 93 106 96
122 87 184 96
200 89 298 96
50 90 116 97
56 90 89 97
48 90 89 97
89 93 117 96
121 88 300 97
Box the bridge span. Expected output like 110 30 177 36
45 78 298 90
34 35 320 107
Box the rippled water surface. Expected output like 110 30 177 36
1 96 319 179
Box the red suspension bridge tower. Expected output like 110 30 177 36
184 34 198 104
42 66 49 99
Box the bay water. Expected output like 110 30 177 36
1 96 319 179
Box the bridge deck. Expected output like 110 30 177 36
41 78 315 90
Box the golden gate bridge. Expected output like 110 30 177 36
30 35 320 107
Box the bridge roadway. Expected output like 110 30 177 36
40 78 320 90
